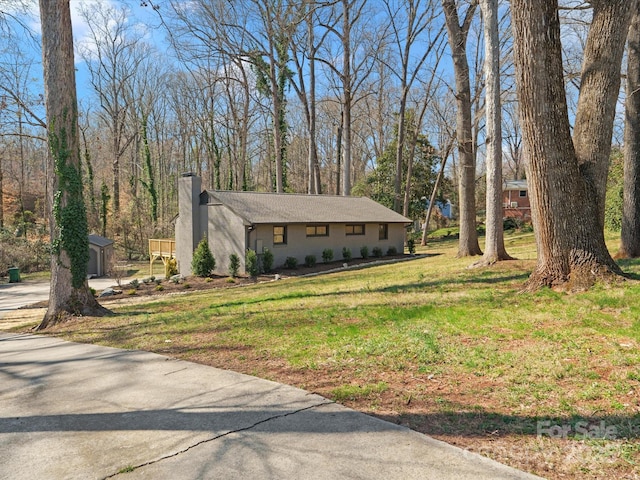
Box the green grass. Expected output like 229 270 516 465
28 232 640 479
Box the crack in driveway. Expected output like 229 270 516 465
104 399 335 479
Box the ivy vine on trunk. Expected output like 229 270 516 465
50 113 90 289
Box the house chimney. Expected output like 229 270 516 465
176 174 202 276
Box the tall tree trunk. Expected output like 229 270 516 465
421 145 451 246
476 0 511 265
37 0 109 330
341 0 352 196
0 155 3 229
511 0 626 291
573 0 636 228
442 0 481 257
621 8 640 258
113 142 120 212
306 8 321 194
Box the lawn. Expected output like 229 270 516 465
25 231 640 479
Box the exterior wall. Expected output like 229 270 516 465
502 189 531 220
205 204 247 275
249 222 406 268
87 244 114 277
175 175 202 276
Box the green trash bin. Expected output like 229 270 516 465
8 267 20 283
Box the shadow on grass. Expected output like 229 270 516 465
374 410 640 440
376 273 531 293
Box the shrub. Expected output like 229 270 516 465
372 246 383 258
155 278 162 285
342 247 352 261
0 231 50 275
90 287 97 297
304 255 317 267
360 246 369 259
262 249 274 273
322 248 333 263
407 238 416 255
127 289 137 296
387 246 398 256
128 279 140 289
191 238 216 277
182 283 191 289
246 249 259 277
155 284 164 291
284 256 298 269
166 257 178 278
503 217 522 231
229 253 240 278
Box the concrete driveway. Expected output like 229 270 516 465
0 333 545 480
0 277 120 328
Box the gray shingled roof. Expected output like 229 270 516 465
204 191 411 225
88 234 114 247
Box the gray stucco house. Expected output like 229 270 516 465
176 174 411 276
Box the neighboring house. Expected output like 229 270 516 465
88 234 114 277
425 199 453 219
502 180 531 220
175 174 411 276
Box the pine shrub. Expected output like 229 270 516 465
229 253 240 278
246 249 259 277
262 249 274 273
191 238 216 277
305 254 317 267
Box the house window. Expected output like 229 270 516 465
306 224 329 237
379 224 388 240
273 226 287 245
346 224 365 235
519 190 527 197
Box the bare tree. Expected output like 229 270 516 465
474 0 511 265
621 7 640 258
442 0 482 257
382 0 442 213
318 0 380 195
290 0 325 194
78 2 144 213
511 0 634 290
37 0 108 330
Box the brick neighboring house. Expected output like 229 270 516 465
502 180 531 220
175 174 411 276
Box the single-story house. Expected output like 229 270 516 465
175 173 411 276
88 234 114 277
502 180 531 220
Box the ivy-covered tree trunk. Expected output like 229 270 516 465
37 0 110 330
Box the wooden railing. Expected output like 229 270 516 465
148 239 176 277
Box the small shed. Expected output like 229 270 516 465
88 234 115 277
